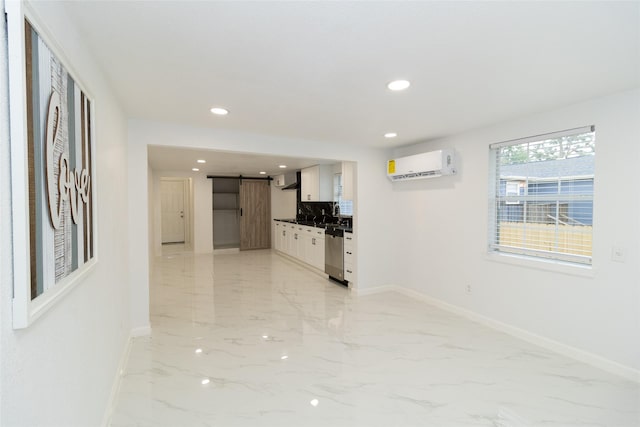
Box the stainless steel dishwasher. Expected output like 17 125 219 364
325 227 346 284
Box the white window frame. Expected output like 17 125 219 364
488 126 595 266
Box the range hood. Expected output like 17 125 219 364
274 172 299 190
282 179 299 190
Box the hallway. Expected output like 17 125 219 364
109 250 639 426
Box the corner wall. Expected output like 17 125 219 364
1 2 131 425
390 89 640 375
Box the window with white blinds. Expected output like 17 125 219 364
333 173 353 216
488 126 595 265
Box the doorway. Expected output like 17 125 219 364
160 178 190 244
211 177 271 251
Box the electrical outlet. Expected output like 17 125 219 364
611 246 626 262
466 284 472 294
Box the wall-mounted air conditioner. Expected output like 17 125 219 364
387 149 456 182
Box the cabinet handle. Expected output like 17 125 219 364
346 269 352 273
307 229 311 232
346 251 352 255
295 234 298 240
283 231 286 236
307 194 311 200
346 237 352 240
312 238 315 245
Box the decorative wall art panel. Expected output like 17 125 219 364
7 1 97 328
25 18 94 298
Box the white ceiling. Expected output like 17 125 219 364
63 1 639 173
147 145 336 177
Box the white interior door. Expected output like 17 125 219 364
161 180 186 243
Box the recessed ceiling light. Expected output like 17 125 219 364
278 165 287 169
201 378 210 385
281 355 288 360
384 132 398 138
195 348 203 354
192 168 199 172
197 159 206 164
259 171 266 175
210 107 229 115
387 80 411 91
310 399 319 407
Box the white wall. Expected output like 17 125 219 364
390 89 640 375
271 184 297 221
127 121 396 328
1 1 131 426
0 1 9 421
271 183 297 247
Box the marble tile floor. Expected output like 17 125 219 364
110 249 640 427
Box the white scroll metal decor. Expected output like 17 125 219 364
7 1 97 328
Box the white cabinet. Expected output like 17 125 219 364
274 173 295 188
341 161 355 202
301 165 333 201
344 232 355 282
274 221 326 272
274 221 281 250
274 220 288 252
294 225 307 260
308 228 325 271
286 224 296 256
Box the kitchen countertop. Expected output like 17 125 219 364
275 218 353 233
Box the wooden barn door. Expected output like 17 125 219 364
239 179 271 250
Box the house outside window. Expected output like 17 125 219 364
489 126 595 265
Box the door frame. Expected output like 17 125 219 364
159 177 192 248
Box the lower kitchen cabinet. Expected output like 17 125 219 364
308 228 325 271
344 231 355 282
273 220 326 272
286 224 297 257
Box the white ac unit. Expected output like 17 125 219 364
387 149 456 182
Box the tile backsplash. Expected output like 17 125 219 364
297 201 352 227
297 201 335 222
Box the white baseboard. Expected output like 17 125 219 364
274 250 327 278
130 325 151 337
213 248 240 255
101 326 144 427
357 285 640 383
352 285 396 296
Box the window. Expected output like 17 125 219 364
489 126 595 265
333 173 353 216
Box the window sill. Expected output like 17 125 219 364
485 252 595 278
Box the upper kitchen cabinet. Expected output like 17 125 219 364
274 172 296 188
341 161 355 201
301 165 333 201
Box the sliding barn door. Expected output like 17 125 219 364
239 180 271 250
